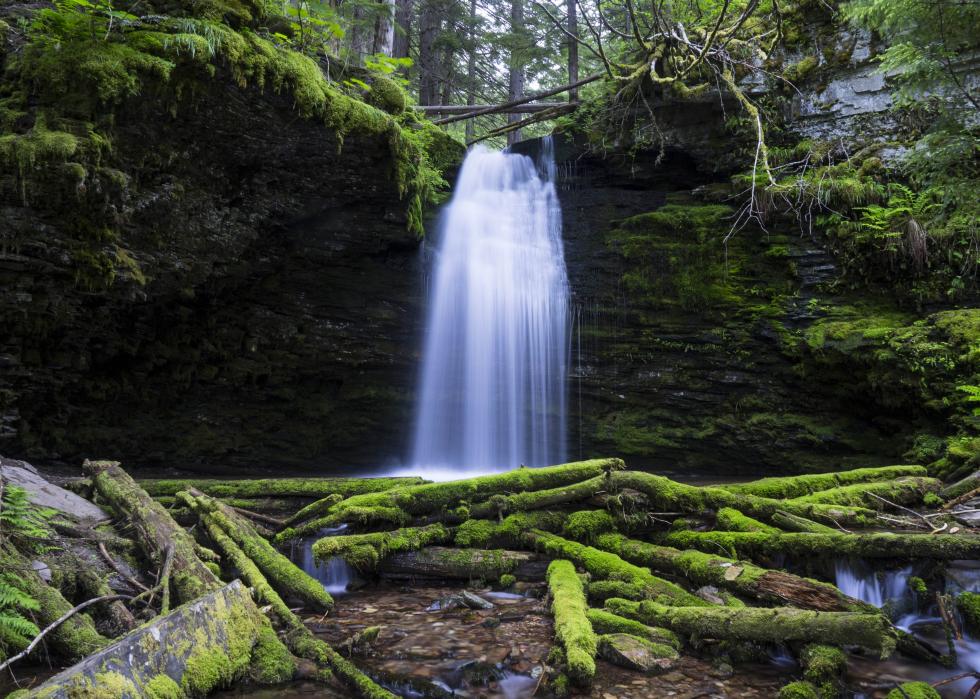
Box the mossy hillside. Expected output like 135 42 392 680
5 4 449 239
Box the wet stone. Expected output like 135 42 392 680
598 633 680 674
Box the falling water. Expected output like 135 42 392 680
298 525 355 595
411 138 570 475
834 560 913 608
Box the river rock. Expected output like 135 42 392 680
0 455 108 522
597 633 680 674
461 590 494 610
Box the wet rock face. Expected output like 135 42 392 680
0 81 424 473
546 140 910 474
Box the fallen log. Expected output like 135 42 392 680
453 512 569 548
138 475 426 498
311 524 453 571
722 466 928 499
191 512 396 699
526 530 710 607
585 608 680 649
21 581 294 697
771 511 838 534
592 533 872 612
279 459 624 541
378 546 546 582
785 477 942 509
941 470 980 501
605 598 898 658
610 472 876 527
83 460 222 604
548 559 598 686
179 489 335 612
715 507 780 533
467 474 609 520
0 542 108 662
660 529 980 560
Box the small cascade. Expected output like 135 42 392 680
297 524 356 596
834 560 913 608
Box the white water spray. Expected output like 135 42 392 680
411 139 570 475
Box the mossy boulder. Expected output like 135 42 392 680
596 633 679 674
365 75 407 115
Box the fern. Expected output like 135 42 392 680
0 484 57 551
0 574 41 657
958 385 980 416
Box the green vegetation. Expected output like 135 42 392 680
547 559 598 686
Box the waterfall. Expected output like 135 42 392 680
834 560 913 608
411 138 570 475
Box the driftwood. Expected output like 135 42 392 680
377 546 547 581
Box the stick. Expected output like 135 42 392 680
867 492 945 532
433 74 603 126
98 541 149 593
230 506 285 529
0 594 131 673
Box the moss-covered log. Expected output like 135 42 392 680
941 470 980 501
527 530 710 606
310 524 452 571
138 476 426 498
722 466 928 499
377 546 546 581
83 460 222 604
584 608 679 649
771 511 838 534
189 501 395 699
453 512 569 548
592 533 871 612
467 475 609 519
22 581 292 698
547 559 598 686
715 508 781 533
786 477 942 509
179 490 335 612
661 529 980 560
0 543 108 663
277 459 624 541
610 472 876 527
605 599 897 658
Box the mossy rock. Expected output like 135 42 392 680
596 633 679 674
365 75 406 115
885 682 941 699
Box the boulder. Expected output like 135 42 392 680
596 633 680 674
0 455 108 522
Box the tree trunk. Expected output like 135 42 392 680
593 533 873 613
393 0 414 60
417 0 441 104
465 0 478 140
722 465 928 500
83 460 222 605
661 529 980 560
378 546 546 581
373 0 396 56
507 0 525 145
567 0 578 101
605 599 898 659
179 490 335 612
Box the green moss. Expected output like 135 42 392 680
800 644 846 696
250 624 296 684
585 608 680 650
283 460 623 540
885 682 941 699
778 681 820 699
143 674 185 699
547 560 598 686
311 523 451 571
723 465 928 499
787 476 941 509
562 510 617 543
532 530 709 607
365 75 406 115
498 573 516 588
957 591 980 634
140 476 424 498
783 55 819 83
715 507 780 533
922 492 942 508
